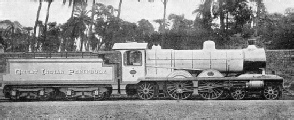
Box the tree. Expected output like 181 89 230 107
92 3 119 51
192 0 214 30
137 19 154 36
0 20 31 52
168 14 193 34
162 0 167 33
218 0 225 33
74 3 91 51
190 0 255 49
60 2 91 52
43 0 54 44
116 21 138 42
87 0 97 51
62 0 87 18
60 18 78 51
23 27 34 52
33 0 42 38
153 19 166 33
42 22 60 52
249 0 265 37
230 0 252 34
31 0 50 52
136 19 155 44
61 0 89 51
165 14 194 49
258 11 294 49
117 0 123 19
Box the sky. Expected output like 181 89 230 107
1 0 294 28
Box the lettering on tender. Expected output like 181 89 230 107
15 69 107 75
68 69 107 75
15 69 38 75
42 69 65 75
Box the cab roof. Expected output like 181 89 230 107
112 42 148 50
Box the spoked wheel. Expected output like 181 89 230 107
104 88 112 100
39 92 51 101
230 88 246 100
263 86 280 100
93 88 110 101
93 92 106 101
9 90 19 101
198 81 224 100
166 81 193 100
137 82 155 100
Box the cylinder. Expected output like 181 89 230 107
246 81 264 88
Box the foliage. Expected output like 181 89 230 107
41 22 60 52
259 11 294 49
189 0 254 48
0 20 32 52
92 3 119 51
136 19 155 44
60 4 91 52
3 1 294 52
153 19 166 33
192 0 213 31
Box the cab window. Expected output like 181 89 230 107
124 51 142 66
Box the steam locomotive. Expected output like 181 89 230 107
0 40 284 101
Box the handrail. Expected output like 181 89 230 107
0 51 120 59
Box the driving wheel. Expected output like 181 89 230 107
166 81 193 100
198 81 224 100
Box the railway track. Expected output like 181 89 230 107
0 92 293 102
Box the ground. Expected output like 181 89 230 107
0 100 294 119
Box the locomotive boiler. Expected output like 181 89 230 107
0 40 283 101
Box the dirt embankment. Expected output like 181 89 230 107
0 100 294 119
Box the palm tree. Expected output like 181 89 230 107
63 0 75 18
63 0 92 51
60 18 77 51
33 0 43 38
192 0 213 30
249 0 264 36
42 0 53 51
218 0 225 33
87 0 97 51
44 0 53 34
23 27 33 52
117 0 123 19
63 0 87 18
154 19 165 33
162 0 167 33
168 14 185 32
74 3 91 51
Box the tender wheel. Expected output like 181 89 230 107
230 88 246 100
39 93 51 101
166 81 193 100
137 82 155 100
93 92 106 101
9 90 19 101
198 81 224 100
263 86 280 100
104 88 112 99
